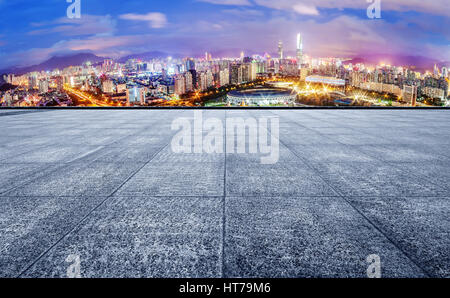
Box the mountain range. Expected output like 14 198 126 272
1 53 105 76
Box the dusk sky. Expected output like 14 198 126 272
0 0 449 69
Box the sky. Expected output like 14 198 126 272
0 0 448 69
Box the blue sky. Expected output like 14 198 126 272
0 0 448 69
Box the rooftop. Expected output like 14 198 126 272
0 109 449 278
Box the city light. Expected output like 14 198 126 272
1 34 448 107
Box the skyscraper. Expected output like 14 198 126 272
38 79 49 93
442 67 448 78
278 41 284 60
296 33 303 67
186 58 196 71
127 86 146 105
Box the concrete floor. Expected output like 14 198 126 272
0 109 448 278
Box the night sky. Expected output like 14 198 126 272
0 0 448 69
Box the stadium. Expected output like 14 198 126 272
227 88 297 106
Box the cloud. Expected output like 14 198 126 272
293 4 319 16
222 8 265 17
29 15 116 37
253 0 450 17
1 0 448 69
119 12 168 28
197 0 251 5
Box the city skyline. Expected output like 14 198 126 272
0 0 449 70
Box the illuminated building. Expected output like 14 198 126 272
102 80 116 94
219 69 230 86
174 75 186 95
3 92 13 106
242 64 250 82
186 58 196 71
28 75 37 91
250 62 258 81
422 86 445 100
117 84 127 93
199 72 208 91
126 86 146 105
360 82 402 96
278 41 284 60
442 67 449 78
296 33 303 67
38 79 49 93
227 88 296 105
265 81 294 89
56 77 64 92
231 64 243 85
184 71 194 92
306 75 345 86
402 85 418 106
206 70 214 88
299 68 310 81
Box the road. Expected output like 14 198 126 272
64 86 111 107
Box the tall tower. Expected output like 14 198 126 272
278 41 284 60
296 33 303 67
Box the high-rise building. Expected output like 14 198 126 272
206 70 214 89
250 62 258 81
434 64 439 76
402 85 418 107
3 74 14 84
38 79 49 93
442 67 449 78
241 64 250 82
56 77 64 92
278 41 284 60
102 80 116 94
231 64 243 85
174 75 186 96
117 84 127 94
28 75 37 91
185 71 194 92
127 86 146 105
219 68 230 86
186 58 196 71
199 72 208 91
296 33 303 67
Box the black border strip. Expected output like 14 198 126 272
0 278 443 296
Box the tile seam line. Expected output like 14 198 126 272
267 110 432 278
289 112 450 191
16 138 173 278
277 113 449 193
0 126 157 196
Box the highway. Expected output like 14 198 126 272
64 85 111 107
